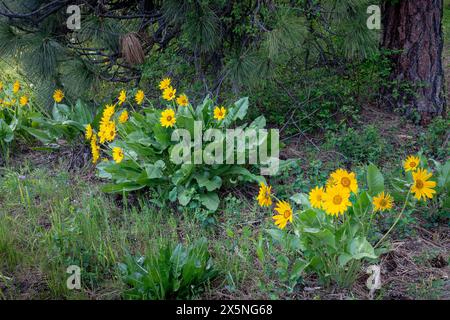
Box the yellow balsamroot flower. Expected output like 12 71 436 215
13 80 20 93
160 108 176 128
0 81 3 91
135 90 145 105
176 94 189 107
159 78 171 90
118 90 126 105
99 121 116 143
19 96 28 106
330 169 358 194
403 155 420 172
90 134 100 164
373 192 393 212
53 89 64 103
119 110 129 124
101 104 116 124
322 185 352 216
162 86 176 101
257 182 272 207
273 201 293 229
112 147 124 163
309 186 325 209
213 106 226 121
85 124 93 140
411 168 436 201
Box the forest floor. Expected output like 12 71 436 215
0 6 449 300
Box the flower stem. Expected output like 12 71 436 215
374 190 411 249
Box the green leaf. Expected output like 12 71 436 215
348 236 377 260
0 119 14 143
199 192 220 211
367 163 384 196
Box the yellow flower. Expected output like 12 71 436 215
118 110 129 124
213 106 226 121
322 185 352 216
373 192 393 212
159 78 171 90
257 182 272 207
112 147 124 163
309 186 325 209
53 89 64 103
99 121 116 143
135 90 145 105
273 201 293 229
176 94 189 107
118 90 126 105
101 104 116 124
13 80 20 94
404 155 420 172
85 124 93 140
411 168 436 201
160 108 176 128
0 81 3 91
19 96 28 106
162 86 176 101
90 134 100 164
330 169 358 193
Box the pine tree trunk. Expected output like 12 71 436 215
381 0 446 123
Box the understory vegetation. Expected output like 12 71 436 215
0 1 449 300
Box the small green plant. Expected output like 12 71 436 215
419 117 449 160
118 238 217 300
24 97 93 147
325 125 390 165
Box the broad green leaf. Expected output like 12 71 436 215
367 163 384 196
199 192 220 211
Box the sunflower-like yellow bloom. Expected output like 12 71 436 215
112 147 124 163
213 106 226 121
257 182 272 207
13 80 20 94
322 185 352 216
118 90 126 105
19 96 28 106
101 104 115 124
309 186 325 209
159 78 171 90
90 134 100 164
160 108 176 128
53 89 64 103
176 94 189 107
403 155 420 172
273 201 293 229
411 168 436 201
373 192 393 212
85 124 93 140
162 86 176 101
99 121 116 143
135 90 145 105
330 169 358 194
118 110 129 124
0 81 3 91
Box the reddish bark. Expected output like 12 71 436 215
382 0 446 123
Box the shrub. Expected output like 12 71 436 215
118 238 217 300
89 81 275 211
0 80 34 160
325 125 390 165
260 155 444 288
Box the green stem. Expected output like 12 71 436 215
374 190 411 248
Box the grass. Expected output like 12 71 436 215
0 114 448 300
444 0 450 43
